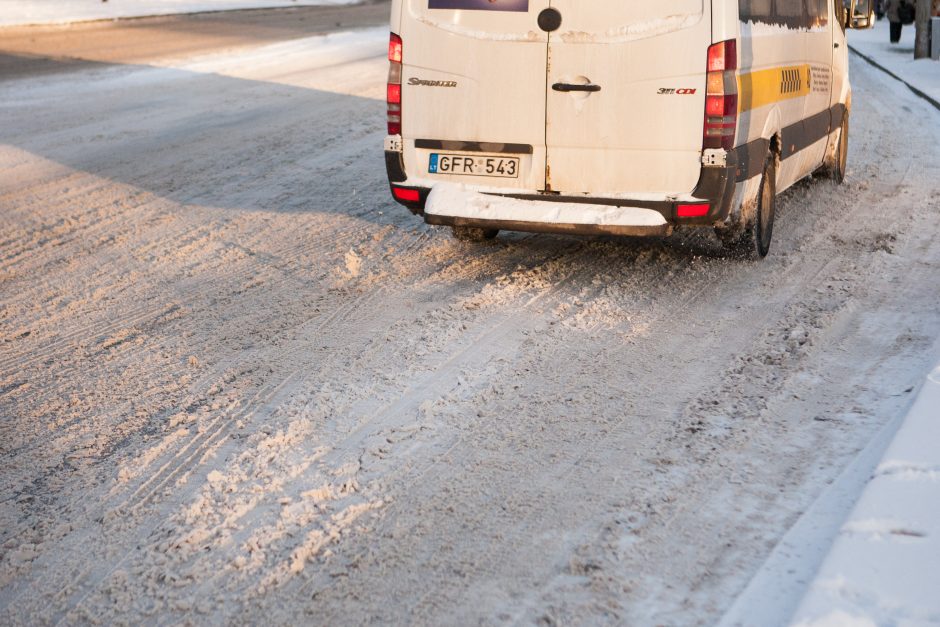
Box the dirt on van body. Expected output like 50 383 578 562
2 11 940 625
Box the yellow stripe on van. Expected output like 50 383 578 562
737 65 811 113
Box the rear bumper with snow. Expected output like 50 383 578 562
384 148 738 235
424 213 672 238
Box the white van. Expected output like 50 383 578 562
384 0 874 257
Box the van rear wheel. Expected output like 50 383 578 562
831 115 849 184
820 115 848 184
720 157 776 259
452 226 499 242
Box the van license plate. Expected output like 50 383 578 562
429 153 519 178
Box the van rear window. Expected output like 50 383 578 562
740 0 828 28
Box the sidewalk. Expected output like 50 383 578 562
788 37 940 623
790 364 940 626
848 18 940 107
0 0 357 28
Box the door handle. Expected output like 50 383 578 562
834 42 840 48
552 83 602 93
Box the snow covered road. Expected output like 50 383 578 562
2 13 940 625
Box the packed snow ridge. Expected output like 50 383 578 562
0 0 359 27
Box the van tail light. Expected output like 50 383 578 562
387 33 403 136
703 39 737 150
677 203 710 218
391 186 420 203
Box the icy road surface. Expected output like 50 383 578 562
2 13 940 626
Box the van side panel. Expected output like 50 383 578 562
736 0 839 192
738 24 808 191
802 0 834 171
831 2 851 109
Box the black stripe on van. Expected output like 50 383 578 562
734 102 847 182
415 139 534 155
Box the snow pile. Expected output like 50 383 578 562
848 19 940 106
790 364 940 626
0 0 359 28
169 26 387 92
424 183 668 227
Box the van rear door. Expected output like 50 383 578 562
545 1 709 195
398 0 551 192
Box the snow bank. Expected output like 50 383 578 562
717 411 905 627
0 0 359 28
424 183 668 227
848 19 940 106
790 364 940 626
169 26 387 92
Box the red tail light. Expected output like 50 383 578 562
707 39 736 72
704 40 738 150
677 203 710 218
388 33 402 64
387 33 403 135
391 186 420 203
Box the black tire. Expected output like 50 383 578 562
815 114 847 184
452 225 499 242
830 115 848 185
721 157 776 259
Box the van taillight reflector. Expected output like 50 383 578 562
387 33 403 136
388 34 402 64
706 94 737 117
703 39 738 150
392 187 420 203
677 203 710 218
707 39 737 72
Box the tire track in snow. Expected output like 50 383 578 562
50 241 595 621
1 227 563 621
265 56 940 626
4 25 940 627
305 243 732 624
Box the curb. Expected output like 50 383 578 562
716 408 906 627
788 363 940 626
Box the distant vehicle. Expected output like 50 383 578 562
384 0 874 257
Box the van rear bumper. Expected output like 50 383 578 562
424 214 672 238
385 148 739 233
